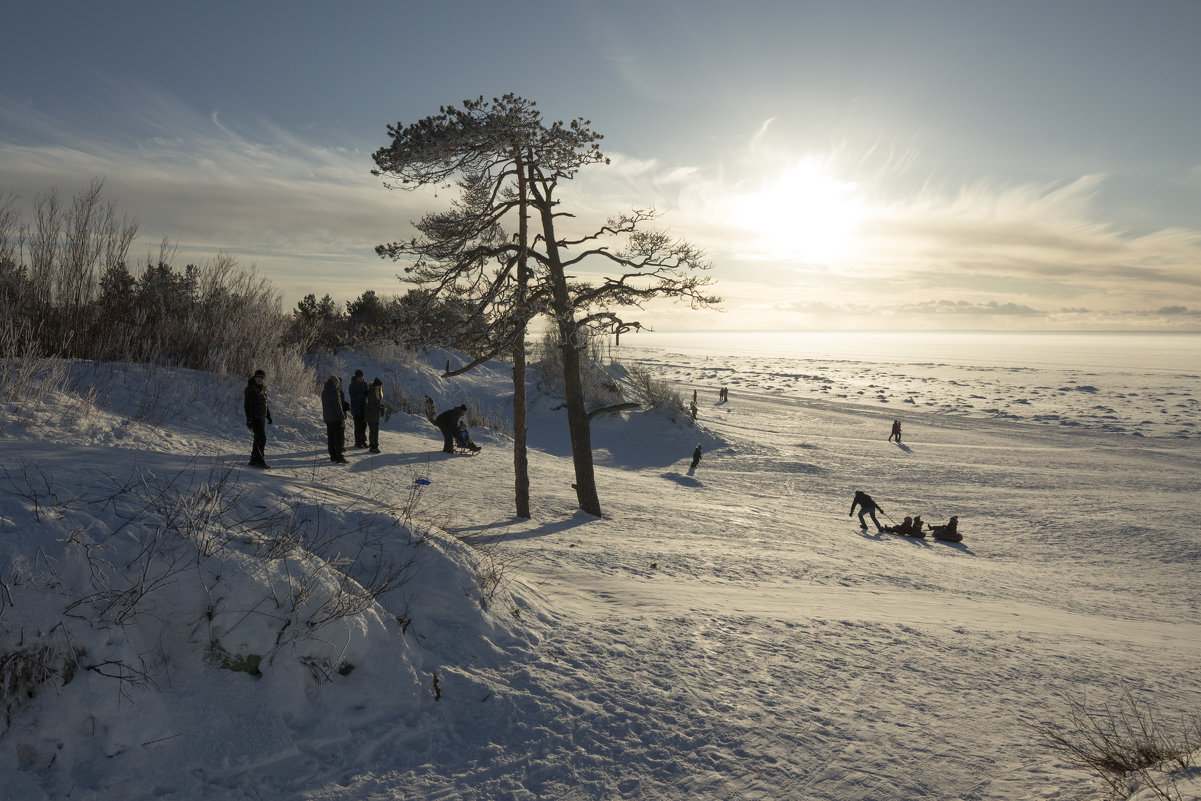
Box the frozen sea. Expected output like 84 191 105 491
612 331 1201 440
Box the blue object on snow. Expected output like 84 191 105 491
414 477 431 485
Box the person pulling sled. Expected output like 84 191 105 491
850 490 886 533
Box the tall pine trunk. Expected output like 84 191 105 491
512 153 531 518
537 200 601 517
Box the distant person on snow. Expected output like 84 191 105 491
365 377 385 454
434 404 468 454
850 490 885 532
321 375 349 464
689 444 703 472
349 369 369 448
243 369 272 468
888 420 902 443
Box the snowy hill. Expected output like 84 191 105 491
1 349 1199 801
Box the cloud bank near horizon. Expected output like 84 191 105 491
1 97 1198 331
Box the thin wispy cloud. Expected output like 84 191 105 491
2 93 1198 329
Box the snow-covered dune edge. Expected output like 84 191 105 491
0 354 552 800
2 349 1199 801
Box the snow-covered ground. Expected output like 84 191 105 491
1 337 1199 801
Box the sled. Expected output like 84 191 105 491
932 530 962 543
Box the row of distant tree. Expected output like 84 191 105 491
0 180 493 376
291 288 490 353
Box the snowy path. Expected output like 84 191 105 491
292 388 1201 800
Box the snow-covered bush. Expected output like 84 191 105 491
0 456 429 733
1035 686 1201 800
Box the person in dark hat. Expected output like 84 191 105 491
689 444 703 472
243 369 272 468
433 404 468 454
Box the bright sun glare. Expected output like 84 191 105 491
734 158 866 264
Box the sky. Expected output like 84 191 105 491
1 0 1198 332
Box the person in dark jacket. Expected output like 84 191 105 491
888 419 902 443
689 444 703 472
321 375 349 463
243 369 272 468
434 404 468 453
348 369 368 448
849 490 885 532
365 377 385 453
928 516 961 541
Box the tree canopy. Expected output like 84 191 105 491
373 95 719 517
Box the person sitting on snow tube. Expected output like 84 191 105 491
929 516 961 542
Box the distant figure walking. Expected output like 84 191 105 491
321 375 349 464
849 490 885 532
349 369 369 448
689 444 703 472
689 399 698 420
719 386 728 402
365 377 385 453
888 420 902 443
243 369 272 468
434 404 468 454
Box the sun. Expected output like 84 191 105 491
733 158 866 264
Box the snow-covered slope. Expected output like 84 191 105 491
1 350 1198 801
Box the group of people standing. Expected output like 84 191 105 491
322 370 387 463
242 368 387 469
243 369 480 468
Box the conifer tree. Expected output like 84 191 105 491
373 95 719 517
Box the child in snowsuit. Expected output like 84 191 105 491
455 420 481 452
929 516 961 542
